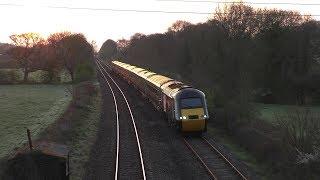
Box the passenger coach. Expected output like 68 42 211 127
110 61 209 133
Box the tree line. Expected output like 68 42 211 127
100 3 320 111
99 4 320 177
7 32 94 83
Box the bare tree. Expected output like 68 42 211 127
9 33 44 81
168 20 192 32
46 32 72 81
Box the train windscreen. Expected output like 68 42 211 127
180 98 202 109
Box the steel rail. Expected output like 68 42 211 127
95 60 120 180
183 138 218 180
97 59 147 180
202 137 248 180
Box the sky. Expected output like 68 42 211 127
0 0 319 48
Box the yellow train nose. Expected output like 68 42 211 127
180 108 206 132
181 119 206 132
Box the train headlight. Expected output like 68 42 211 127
179 116 187 120
201 115 208 118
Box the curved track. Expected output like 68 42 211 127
183 136 248 180
95 59 146 180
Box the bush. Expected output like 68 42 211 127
276 109 320 153
72 81 97 108
28 70 50 83
74 62 95 83
276 109 320 178
0 69 19 83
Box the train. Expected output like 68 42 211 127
110 60 209 133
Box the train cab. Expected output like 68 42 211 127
173 88 209 133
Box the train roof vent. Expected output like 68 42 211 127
168 82 184 89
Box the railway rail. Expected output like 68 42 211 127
183 136 248 180
96 59 249 180
95 59 147 180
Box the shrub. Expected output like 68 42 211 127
28 70 50 83
72 81 97 108
276 109 320 178
0 69 19 83
276 109 320 153
74 62 95 83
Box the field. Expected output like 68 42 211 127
255 103 320 124
0 85 72 159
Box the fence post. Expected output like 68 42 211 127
27 128 33 151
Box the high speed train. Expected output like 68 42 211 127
110 61 209 133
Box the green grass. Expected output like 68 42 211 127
255 103 320 124
67 87 101 180
0 85 72 159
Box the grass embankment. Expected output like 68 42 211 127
0 85 71 159
68 83 101 180
255 103 320 124
37 82 102 180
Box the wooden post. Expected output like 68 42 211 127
27 128 33 151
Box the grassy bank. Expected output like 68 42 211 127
34 82 102 180
68 83 101 180
255 103 320 124
0 85 72 159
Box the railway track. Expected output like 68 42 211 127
183 136 248 180
95 59 147 180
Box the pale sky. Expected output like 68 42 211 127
0 0 319 48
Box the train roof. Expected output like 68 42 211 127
142 72 156 79
132 67 145 75
112 60 191 98
161 80 187 97
147 74 173 88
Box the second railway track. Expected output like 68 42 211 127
96 59 146 180
183 136 248 180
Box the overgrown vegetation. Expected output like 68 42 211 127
74 61 95 83
275 109 320 179
68 82 101 180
